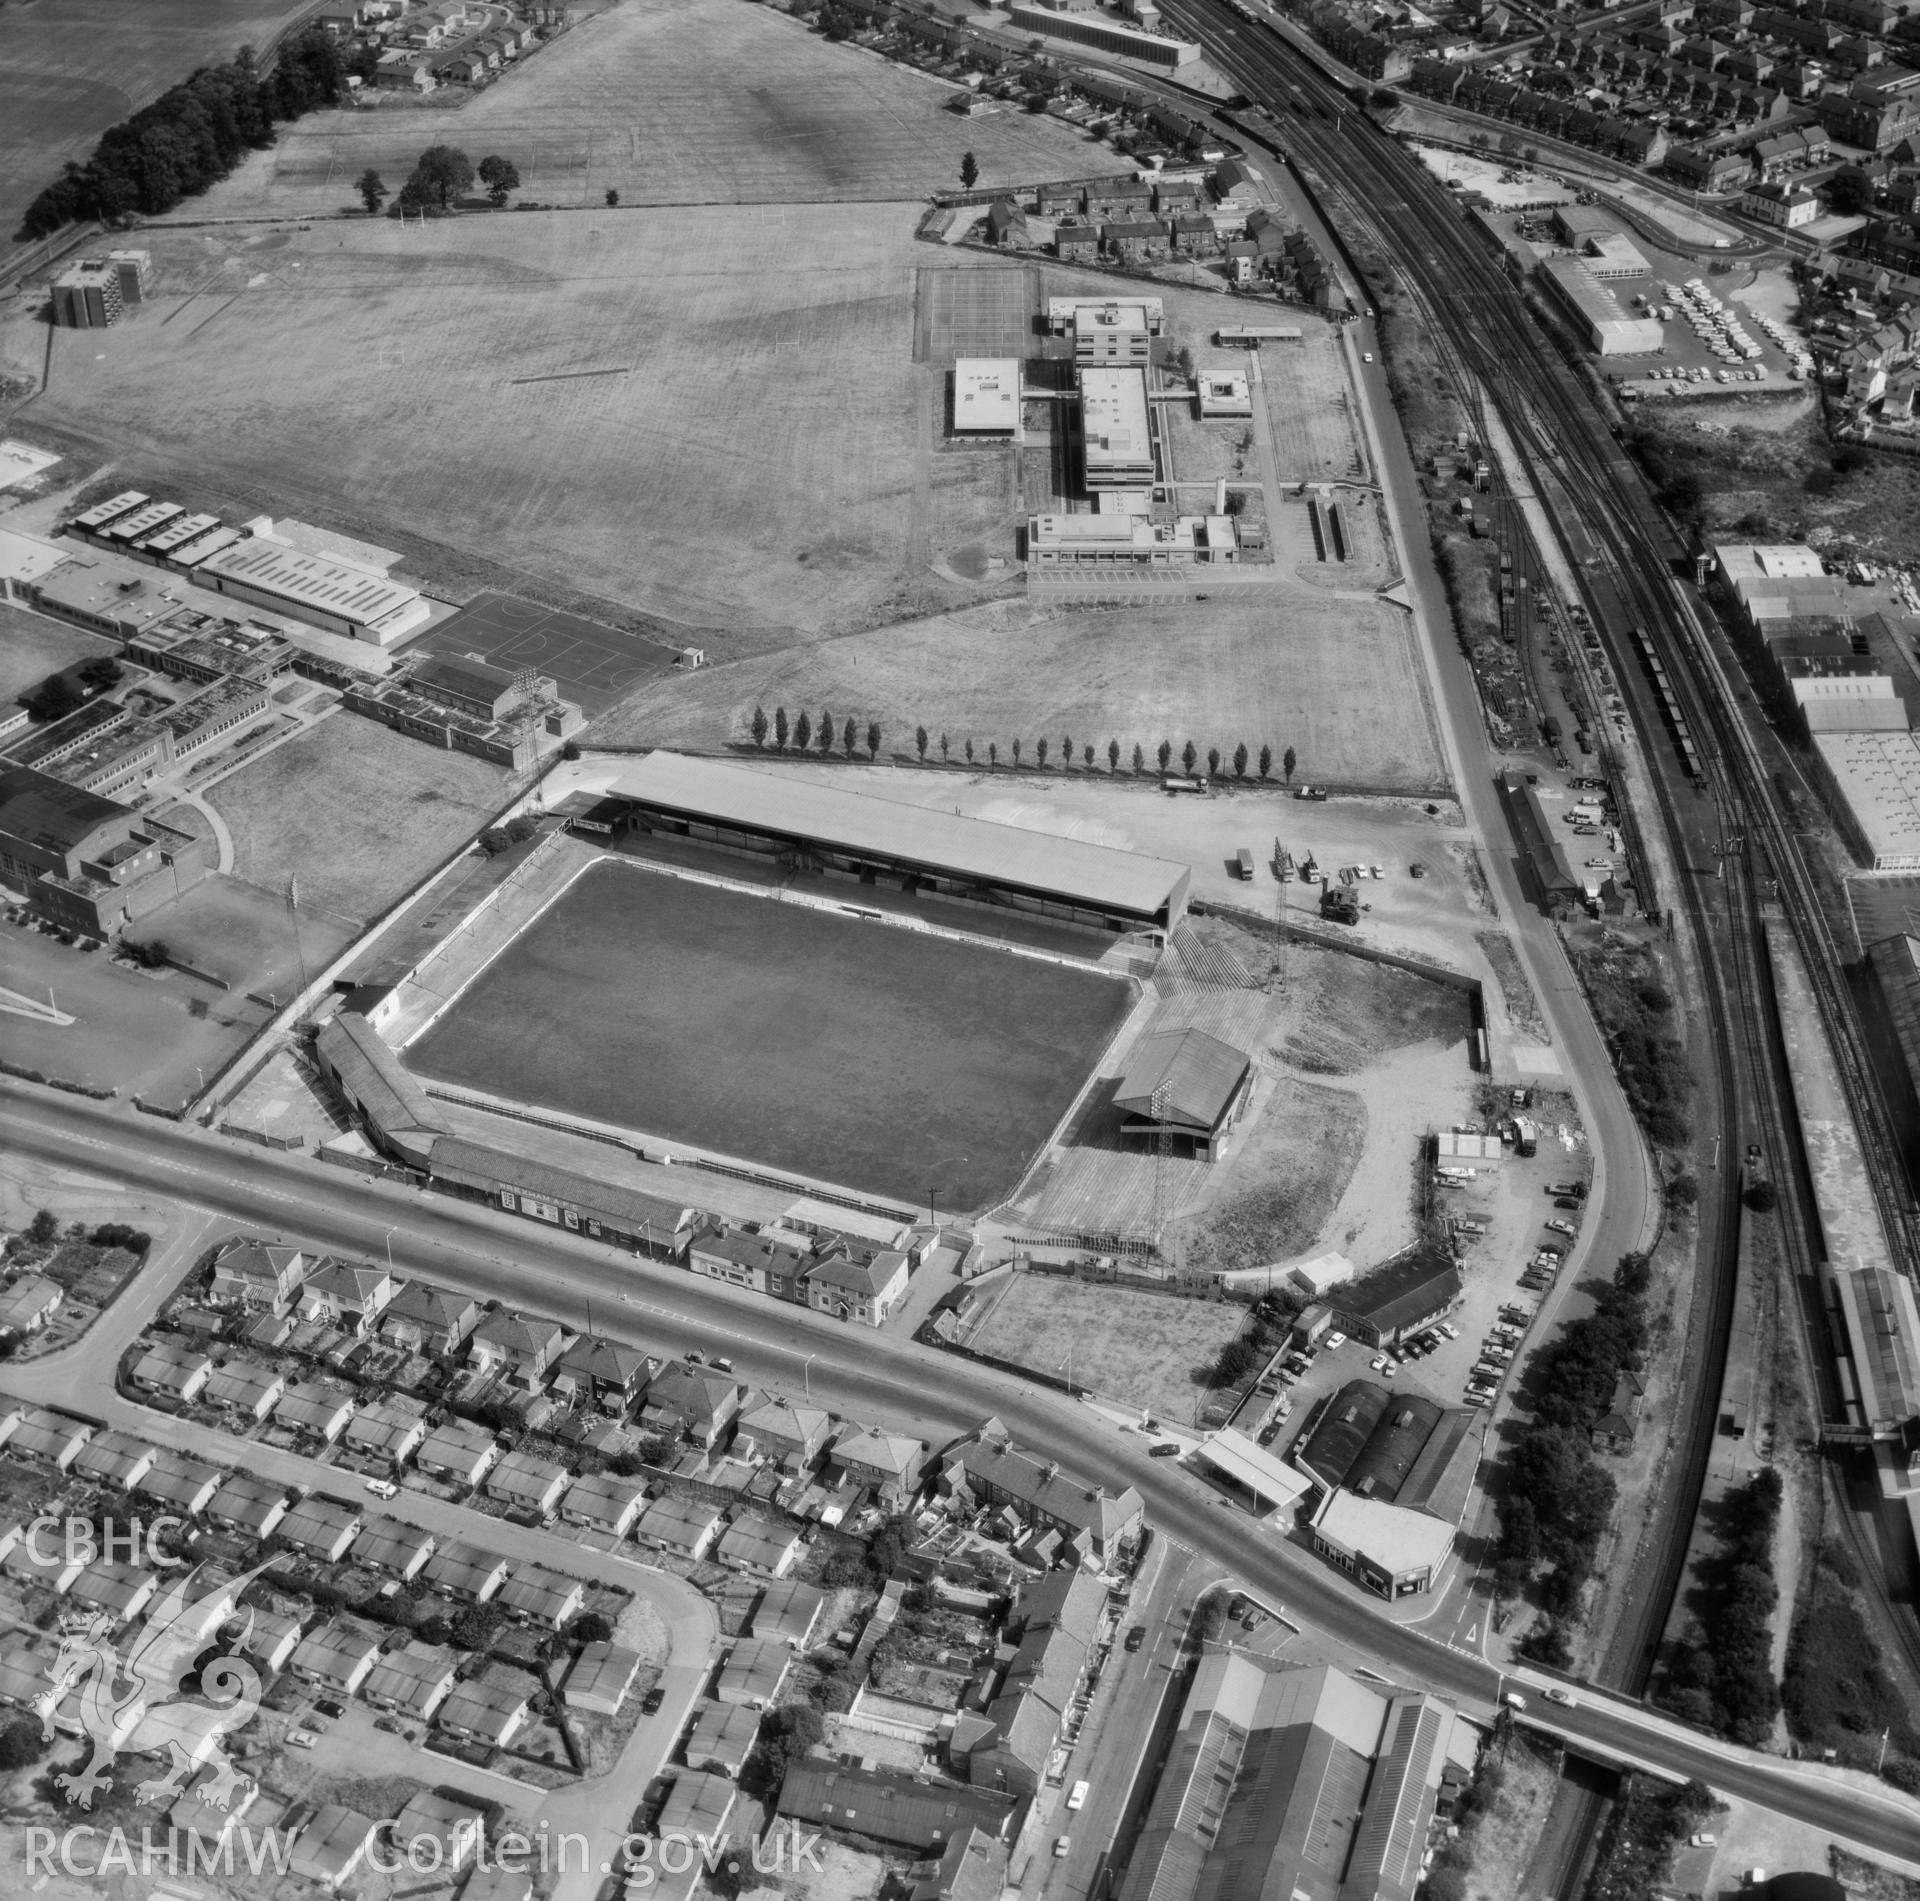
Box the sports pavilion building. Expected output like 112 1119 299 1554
584 752 1192 935
1114 1026 1255 1160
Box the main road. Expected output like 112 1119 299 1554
9 1081 1919 1861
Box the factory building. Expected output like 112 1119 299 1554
1810 729 1920 871
1536 256 1664 356
1026 511 1237 565
192 538 431 645
1118 1657 1456 1901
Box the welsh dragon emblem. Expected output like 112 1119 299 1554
33 1561 269 1811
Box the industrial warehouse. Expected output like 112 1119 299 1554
584 751 1192 933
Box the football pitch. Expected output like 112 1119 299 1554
403 864 1133 1211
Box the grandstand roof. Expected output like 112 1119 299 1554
608 751 1190 924
1115 1028 1251 1131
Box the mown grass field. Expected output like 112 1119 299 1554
406 862 1131 1210
594 590 1448 791
0 0 314 252
23 212 1024 639
208 714 509 927
185 0 1130 220
962 1272 1245 1424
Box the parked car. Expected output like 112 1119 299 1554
1555 1197 1581 1210
365 1478 398 1500
1067 1781 1090 1812
1054 1836 1072 1859
1370 1354 1390 1372
1440 1322 1460 1339
1546 1219 1576 1237
1125 1626 1146 1653
641 1685 666 1716
1324 1331 1348 1350
288 1729 318 1750
1148 1441 1182 1458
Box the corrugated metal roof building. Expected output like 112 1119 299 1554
606 751 1190 932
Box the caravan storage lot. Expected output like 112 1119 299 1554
405 861 1133 1211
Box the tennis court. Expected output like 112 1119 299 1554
415 592 680 714
918 267 1036 365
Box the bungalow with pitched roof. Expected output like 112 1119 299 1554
635 1494 724 1560
717 1513 805 1578
68 1559 157 1625
204 1473 289 1537
274 1380 357 1444
351 1518 436 1580
362 1641 460 1719
716 1635 793 1708
391 1791 486 1871
0 1275 62 1337
132 1451 224 1518
128 1339 214 1404
291 1803 377 1888
558 1469 650 1539
563 1640 642 1715
70 1430 156 1491
415 1417 501 1487
752 1577 827 1649
494 1562 586 1629
437 1668 535 1746
483 1450 570 1518
290 1617 384 1695
0 1406 91 1469
279 1496 363 1562
421 1539 512 1602
343 1397 429 1466
203 1359 285 1421
686 1700 761 1775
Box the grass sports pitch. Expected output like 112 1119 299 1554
404 864 1133 1211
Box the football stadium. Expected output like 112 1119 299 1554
331 754 1187 1214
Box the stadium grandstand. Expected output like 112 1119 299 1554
589 752 1192 933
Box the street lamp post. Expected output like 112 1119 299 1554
928 1187 942 1228
383 1225 396 1274
803 1353 817 1402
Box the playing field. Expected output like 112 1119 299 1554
404 863 1133 1210
208 714 510 929
0 0 314 257
592 591 1448 791
183 0 1130 221
22 210 1021 640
